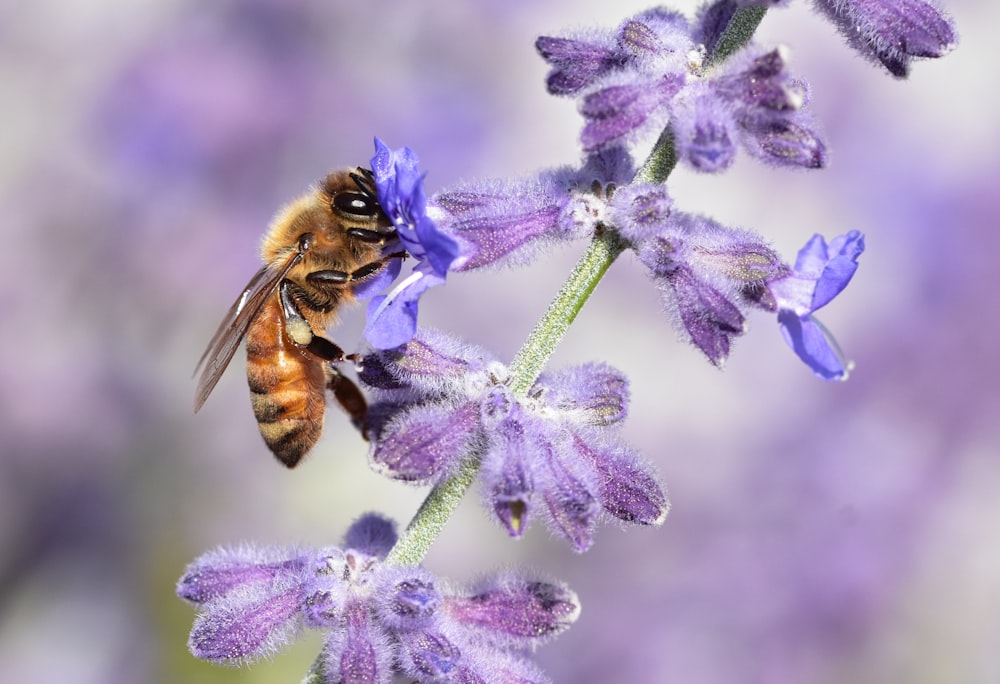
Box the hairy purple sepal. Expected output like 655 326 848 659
811 0 957 77
177 546 307 605
343 513 398 560
187 590 302 664
433 174 570 271
743 118 826 168
373 566 441 632
538 442 600 552
324 600 390 684
301 550 349 628
186 566 304 665
572 432 668 525
535 33 621 95
445 573 581 646
713 48 828 169
669 265 746 367
580 76 682 152
672 87 738 173
370 400 480 483
533 363 630 426
362 328 488 394
396 630 465 681
480 414 535 538
607 183 673 243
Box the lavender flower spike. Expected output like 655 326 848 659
811 0 957 77
627 210 785 368
769 231 865 380
176 514 580 682
362 330 667 551
364 138 463 350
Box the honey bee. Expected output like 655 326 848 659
194 168 403 467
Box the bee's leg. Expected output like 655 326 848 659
304 250 408 288
279 280 349 361
327 367 368 437
279 280 368 435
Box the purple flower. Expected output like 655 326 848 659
706 46 826 169
177 545 314 665
579 75 686 152
430 146 635 272
619 208 863 378
768 231 866 380
443 572 581 647
605 182 674 243
176 514 579 682
668 84 739 173
534 31 623 96
364 138 463 350
810 0 957 77
360 330 668 551
537 10 692 153
625 210 786 367
538 10 827 170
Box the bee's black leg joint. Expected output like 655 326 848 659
328 367 368 435
306 270 351 285
307 336 347 362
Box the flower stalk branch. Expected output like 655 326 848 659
385 453 480 566
385 229 624 566
705 4 768 69
381 3 770 569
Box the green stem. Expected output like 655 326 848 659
705 5 767 69
507 230 626 394
634 127 678 185
385 454 479 566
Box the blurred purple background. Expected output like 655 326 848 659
1 1 996 682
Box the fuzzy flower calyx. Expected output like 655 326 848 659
624 207 785 367
430 146 635 272
176 513 579 683
617 202 863 378
360 329 668 552
536 8 826 171
810 0 957 77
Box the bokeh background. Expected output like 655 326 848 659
1 0 996 682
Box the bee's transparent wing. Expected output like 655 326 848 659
193 251 303 412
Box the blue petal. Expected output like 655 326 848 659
372 137 422 209
413 212 460 277
365 139 462 348
364 270 443 350
351 255 403 300
792 233 830 277
777 310 849 381
371 138 460 278
811 231 865 311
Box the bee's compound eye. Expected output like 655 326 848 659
333 191 379 218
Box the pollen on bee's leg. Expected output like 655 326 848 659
286 317 314 346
